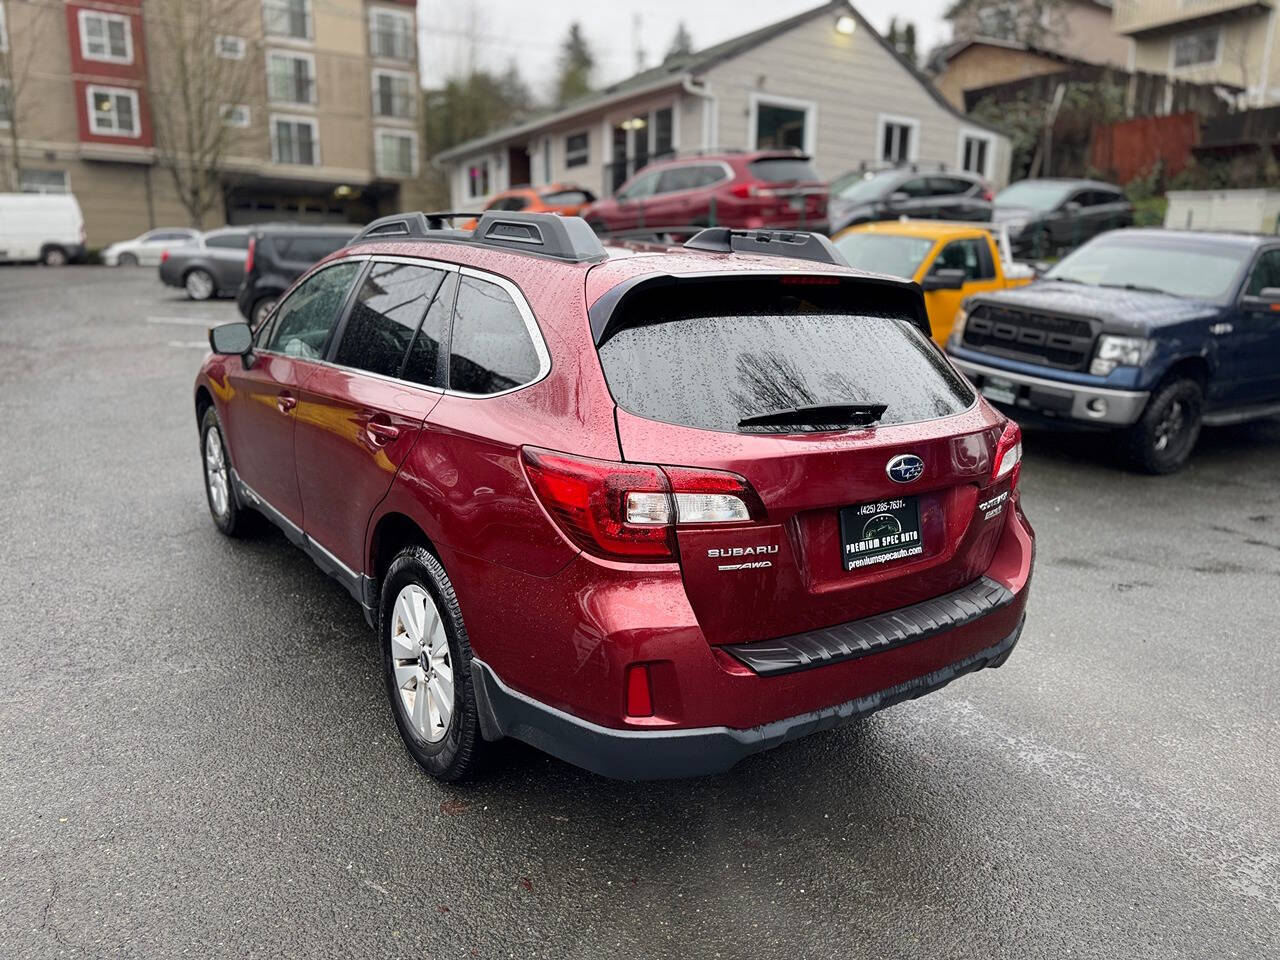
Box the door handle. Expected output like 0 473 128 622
366 419 401 445
276 392 297 414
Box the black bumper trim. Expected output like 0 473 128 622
470 616 1024 781
722 576 1015 676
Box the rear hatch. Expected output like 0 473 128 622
596 273 1008 645
747 157 828 222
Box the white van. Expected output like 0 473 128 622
0 193 87 265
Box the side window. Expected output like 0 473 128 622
402 272 456 387
264 261 362 359
334 262 449 379
929 176 972 196
1245 249 1280 297
282 235 353 264
899 178 931 198
657 165 710 193
618 170 659 201
206 232 249 250
932 239 993 282
448 275 542 395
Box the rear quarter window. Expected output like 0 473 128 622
748 158 821 183
597 277 973 434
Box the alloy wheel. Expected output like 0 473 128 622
187 270 215 300
389 584 454 744
1153 399 1185 453
204 426 231 519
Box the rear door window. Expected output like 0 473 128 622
280 234 355 265
933 238 994 281
333 262 449 380
541 189 594 205
929 176 975 196
264 261 362 360
748 158 821 182
447 275 543 395
205 232 249 250
597 277 973 433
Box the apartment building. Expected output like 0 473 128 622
0 0 421 247
1115 0 1280 104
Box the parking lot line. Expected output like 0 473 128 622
147 316 219 326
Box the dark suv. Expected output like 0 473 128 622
948 228 1280 472
993 178 1133 258
827 168 993 234
236 224 358 326
196 211 1034 781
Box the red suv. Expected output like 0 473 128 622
195 211 1034 781
581 150 828 237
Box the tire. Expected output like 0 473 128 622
199 406 251 537
1122 376 1203 475
118 253 139 267
380 546 484 782
185 268 216 301
251 296 277 327
41 246 69 267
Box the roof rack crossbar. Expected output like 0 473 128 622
682 228 848 267
350 210 608 262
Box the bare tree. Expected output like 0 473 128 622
145 0 259 227
0 0 56 192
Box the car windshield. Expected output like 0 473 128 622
995 181 1075 211
832 233 935 279
832 172 892 204
1046 235 1249 301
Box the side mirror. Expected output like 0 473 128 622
921 267 967 291
1063 201 1082 215
888 191 910 205
1243 286 1280 312
209 322 253 355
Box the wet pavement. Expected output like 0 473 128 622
1 266 1277 958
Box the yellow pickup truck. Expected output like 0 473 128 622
831 221 1035 345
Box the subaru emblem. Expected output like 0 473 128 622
886 454 925 484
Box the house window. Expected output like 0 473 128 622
878 114 919 163
752 95 815 154
372 70 415 119
222 104 252 128
263 0 312 41
216 35 247 60
542 139 552 184
959 130 995 177
1172 28 1219 69
86 86 141 138
79 10 133 64
272 115 318 165
369 7 414 61
20 169 71 194
653 106 674 157
376 129 418 177
268 51 316 104
467 159 491 198
565 131 589 168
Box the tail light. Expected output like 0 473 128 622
521 447 764 562
981 188 994 202
244 235 256 274
625 664 653 717
729 180 777 199
992 421 1022 489
160 250 170 263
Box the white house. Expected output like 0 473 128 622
434 0 1013 208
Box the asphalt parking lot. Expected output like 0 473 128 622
1 265 1277 959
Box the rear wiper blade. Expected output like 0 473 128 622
738 403 888 429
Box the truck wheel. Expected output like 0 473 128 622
41 245 69 267
381 546 485 782
1122 377 1203 474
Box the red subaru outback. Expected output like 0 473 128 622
195 212 1034 781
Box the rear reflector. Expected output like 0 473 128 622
626 664 653 717
521 447 764 562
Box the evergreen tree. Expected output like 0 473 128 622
555 23 595 106
665 22 694 63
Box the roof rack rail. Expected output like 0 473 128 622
351 210 607 263
683 228 848 267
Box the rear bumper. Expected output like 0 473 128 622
951 354 1149 427
472 616 1024 780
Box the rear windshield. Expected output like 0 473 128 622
748 158 821 183
597 278 973 434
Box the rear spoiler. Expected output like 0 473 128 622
589 270 932 348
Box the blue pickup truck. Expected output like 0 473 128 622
947 228 1280 472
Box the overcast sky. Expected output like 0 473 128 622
417 0 953 97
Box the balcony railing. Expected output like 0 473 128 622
373 91 416 120
268 74 315 105
370 29 415 61
1113 0 1271 35
263 0 312 40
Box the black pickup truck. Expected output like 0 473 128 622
947 228 1280 473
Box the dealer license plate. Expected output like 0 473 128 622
839 497 923 571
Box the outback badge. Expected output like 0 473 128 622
886 454 925 483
